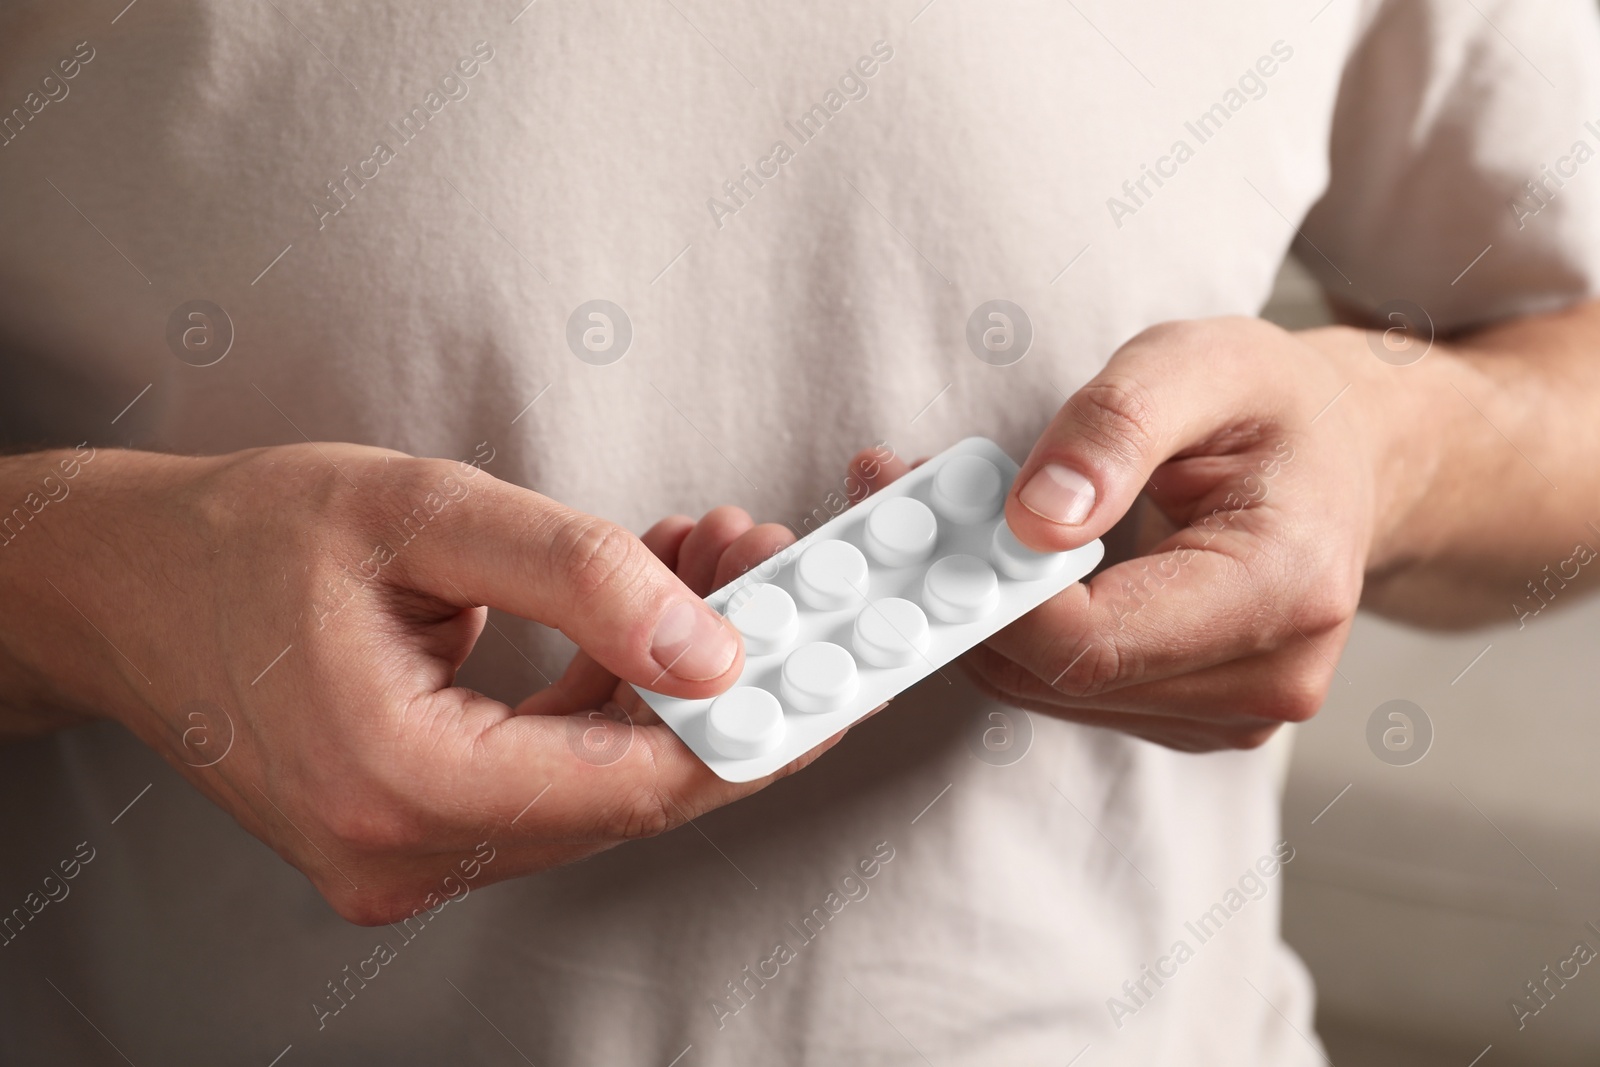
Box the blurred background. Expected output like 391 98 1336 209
1263 258 1600 1066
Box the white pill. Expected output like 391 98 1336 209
922 554 1000 623
779 642 860 714
930 455 1005 524
863 497 938 568
705 687 786 759
852 598 931 668
794 540 870 610
991 521 1067 581
724 583 799 656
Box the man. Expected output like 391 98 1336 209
2 0 1597 1063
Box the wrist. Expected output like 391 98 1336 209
0 447 215 734
1294 324 1459 577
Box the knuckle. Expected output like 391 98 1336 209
554 517 647 604
389 455 455 492
1132 316 1257 354
604 785 676 841
1279 541 1363 636
1159 732 1218 754
969 646 1037 700
1273 670 1332 724
963 667 1010 707
961 653 1025 708
1051 638 1127 701
998 660 1045 701
699 504 752 532
362 457 467 538
1284 686 1325 723
1127 318 1195 351
1072 375 1161 469
1231 724 1284 750
1287 579 1358 635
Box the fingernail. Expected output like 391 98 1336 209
651 600 739 681
1019 463 1096 525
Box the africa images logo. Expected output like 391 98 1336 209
704 41 895 229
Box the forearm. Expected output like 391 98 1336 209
0 447 198 737
1335 298 1600 627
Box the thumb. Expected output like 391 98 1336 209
1005 321 1282 553
392 467 744 699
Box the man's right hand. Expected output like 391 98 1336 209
0 443 820 924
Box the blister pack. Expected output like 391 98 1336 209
638 437 1105 782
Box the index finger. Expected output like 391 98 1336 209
982 517 1324 698
437 688 836 845
387 470 745 700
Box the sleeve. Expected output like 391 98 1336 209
1297 0 1600 332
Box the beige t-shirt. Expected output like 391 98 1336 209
2 0 1598 1063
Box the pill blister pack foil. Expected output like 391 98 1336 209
637 437 1106 782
